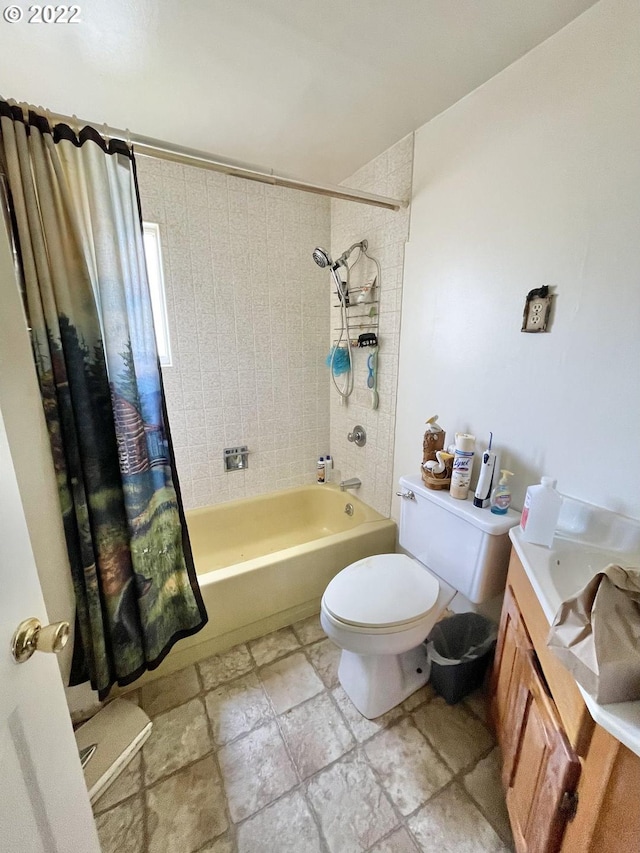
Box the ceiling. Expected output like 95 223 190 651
0 0 599 184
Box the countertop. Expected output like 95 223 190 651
509 526 640 758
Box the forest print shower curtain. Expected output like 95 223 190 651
0 101 207 698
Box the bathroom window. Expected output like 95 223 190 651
142 222 172 367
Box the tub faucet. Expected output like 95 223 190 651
340 477 361 491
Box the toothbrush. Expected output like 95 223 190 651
367 348 379 410
473 431 498 509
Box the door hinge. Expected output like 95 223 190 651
559 790 579 822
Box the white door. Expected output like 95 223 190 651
0 406 101 852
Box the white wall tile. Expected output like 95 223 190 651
329 134 414 517
138 159 331 509
138 145 407 515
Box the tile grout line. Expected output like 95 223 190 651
194 656 237 851
263 668 333 853
96 621 509 852
202 630 329 847
99 633 430 842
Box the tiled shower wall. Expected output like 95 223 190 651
136 157 331 509
329 134 414 516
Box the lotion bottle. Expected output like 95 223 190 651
520 477 562 547
490 470 514 515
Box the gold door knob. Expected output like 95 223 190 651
11 617 70 663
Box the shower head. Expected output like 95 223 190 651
312 247 333 269
313 245 348 304
313 240 368 271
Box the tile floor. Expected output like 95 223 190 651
93 616 514 853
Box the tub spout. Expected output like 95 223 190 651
340 478 361 491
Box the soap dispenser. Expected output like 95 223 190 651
490 470 513 515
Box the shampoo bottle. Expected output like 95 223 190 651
490 470 514 515
317 457 325 484
324 455 333 483
520 477 562 547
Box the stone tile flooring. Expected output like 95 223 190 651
94 617 514 853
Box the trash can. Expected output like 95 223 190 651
425 613 498 704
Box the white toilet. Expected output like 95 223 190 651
320 474 519 718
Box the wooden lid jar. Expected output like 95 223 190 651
422 415 453 490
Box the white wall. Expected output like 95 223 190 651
394 0 640 521
136 158 331 508
330 135 413 516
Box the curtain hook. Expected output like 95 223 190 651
125 127 132 148
102 122 110 143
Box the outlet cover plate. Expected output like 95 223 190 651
522 287 552 333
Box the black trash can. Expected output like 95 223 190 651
425 613 498 705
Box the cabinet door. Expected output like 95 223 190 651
505 648 580 853
491 585 531 752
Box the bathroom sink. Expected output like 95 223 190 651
510 497 640 624
509 499 640 759
511 527 640 623
547 538 640 608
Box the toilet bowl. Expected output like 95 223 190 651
321 474 520 719
320 554 441 719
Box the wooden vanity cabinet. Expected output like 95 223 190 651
491 550 640 853
492 585 580 853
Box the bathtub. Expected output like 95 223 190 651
148 484 397 677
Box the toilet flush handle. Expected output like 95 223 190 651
396 490 415 500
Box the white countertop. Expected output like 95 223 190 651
509 526 640 758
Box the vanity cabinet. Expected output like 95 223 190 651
492 586 580 853
491 550 640 853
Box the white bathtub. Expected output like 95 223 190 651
141 484 397 679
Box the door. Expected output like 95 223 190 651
493 588 580 853
504 648 580 853
0 407 101 852
491 584 530 747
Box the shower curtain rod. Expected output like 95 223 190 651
41 107 407 211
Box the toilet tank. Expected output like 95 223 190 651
398 474 520 603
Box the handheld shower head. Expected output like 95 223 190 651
313 241 368 271
313 245 348 305
312 247 333 269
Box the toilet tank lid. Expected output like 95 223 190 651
399 474 521 535
323 554 439 628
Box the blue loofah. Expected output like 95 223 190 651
325 346 351 375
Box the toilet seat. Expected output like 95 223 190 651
322 554 439 631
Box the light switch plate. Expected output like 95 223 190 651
522 287 552 333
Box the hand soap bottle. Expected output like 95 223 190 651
490 470 513 515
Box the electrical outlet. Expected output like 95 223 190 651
522 288 552 333
527 299 546 328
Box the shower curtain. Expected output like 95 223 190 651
0 101 207 699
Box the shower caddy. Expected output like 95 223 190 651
331 242 381 408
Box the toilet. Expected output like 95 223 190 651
320 473 519 718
